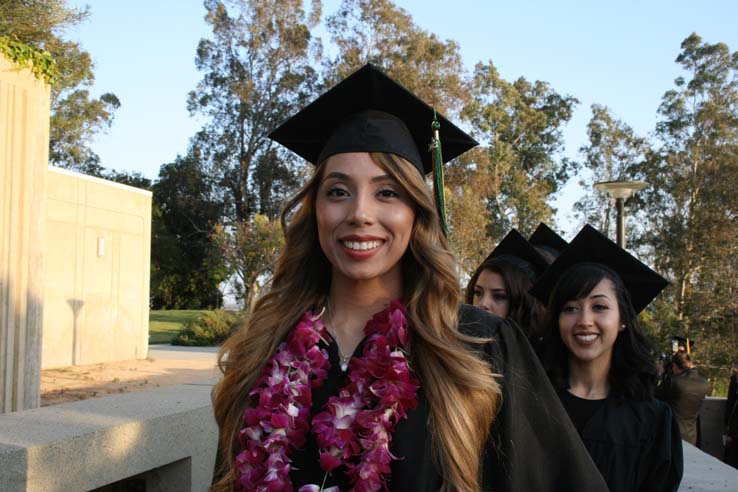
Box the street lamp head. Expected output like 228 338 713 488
594 180 649 200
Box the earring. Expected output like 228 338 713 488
620 324 626 330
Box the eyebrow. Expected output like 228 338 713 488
323 171 393 183
589 294 610 300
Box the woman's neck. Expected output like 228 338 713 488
325 273 402 356
567 356 611 400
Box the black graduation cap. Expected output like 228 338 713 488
484 229 551 282
529 223 568 258
268 63 478 175
529 224 668 314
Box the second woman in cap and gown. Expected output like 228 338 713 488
531 225 683 492
465 224 566 355
210 64 609 492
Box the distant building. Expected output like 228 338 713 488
43 167 151 368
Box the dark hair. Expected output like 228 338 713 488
543 262 657 401
465 256 546 338
671 351 693 371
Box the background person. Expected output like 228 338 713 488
531 224 683 492
211 64 609 492
656 351 713 447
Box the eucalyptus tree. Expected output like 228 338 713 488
573 104 650 238
461 61 578 243
638 33 738 365
188 0 321 221
324 0 467 115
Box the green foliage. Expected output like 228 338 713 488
172 309 242 346
188 0 320 221
0 35 58 83
49 89 120 169
325 0 467 115
634 33 738 371
150 153 227 309
573 104 650 236
0 0 120 170
212 214 285 310
457 61 578 250
149 309 206 344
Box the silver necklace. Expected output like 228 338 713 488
336 346 352 372
325 306 352 372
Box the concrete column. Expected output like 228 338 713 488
0 54 50 413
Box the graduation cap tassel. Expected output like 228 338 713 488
431 110 449 238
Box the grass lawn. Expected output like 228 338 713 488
149 310 206 344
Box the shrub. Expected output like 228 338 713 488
172 310 242 346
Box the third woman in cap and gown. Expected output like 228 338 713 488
531 225 683 492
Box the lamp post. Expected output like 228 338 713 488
593 180 648 248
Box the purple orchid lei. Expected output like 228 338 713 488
234 301 420 492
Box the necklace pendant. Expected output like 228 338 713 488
340 359 349 372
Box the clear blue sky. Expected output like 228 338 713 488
68 0 738 235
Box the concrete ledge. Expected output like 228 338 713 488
2 381 735 491
0 382 217 492
680 440 738 491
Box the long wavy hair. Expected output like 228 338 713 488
464 256 546 338
211 152 501 492
543 262 657 400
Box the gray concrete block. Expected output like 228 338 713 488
0 383 218 492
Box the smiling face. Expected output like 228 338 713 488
472 269 510 317
558 277 624 368
315 152 415 290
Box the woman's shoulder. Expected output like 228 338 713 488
456 304 540 374
457 303 507 338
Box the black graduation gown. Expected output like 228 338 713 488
559 392 683 492
289 305 609 491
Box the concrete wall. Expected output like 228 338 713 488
0 55 50 412
700 397 727 460
43 167 152 368
0 382 217 492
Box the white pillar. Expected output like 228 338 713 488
0 54 50 412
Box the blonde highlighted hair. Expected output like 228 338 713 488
211 152 500 492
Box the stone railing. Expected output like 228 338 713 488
0 382 217 491
1 382 735 491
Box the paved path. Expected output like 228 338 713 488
41 345 220 406
148 344 219 361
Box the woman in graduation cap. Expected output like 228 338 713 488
530 224 683 492
465 224 565 347
465 229 549 341
210 64 609 492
